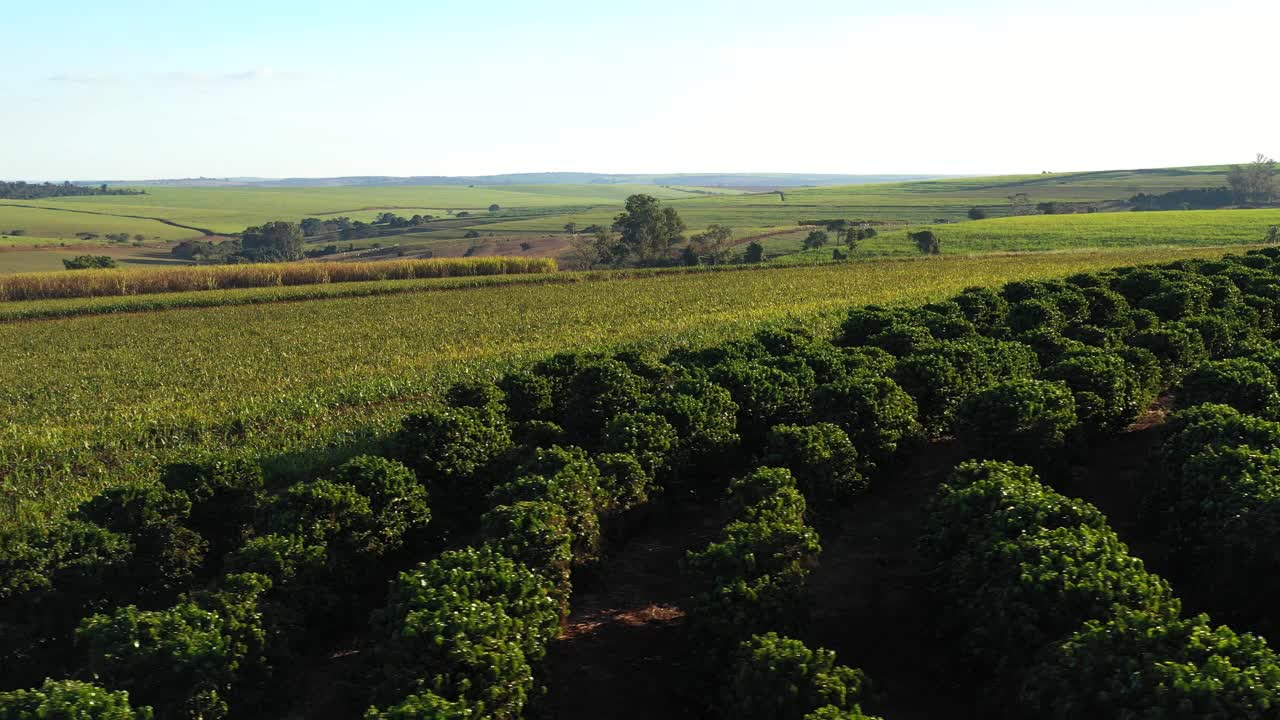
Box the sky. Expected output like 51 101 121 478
4 0 1278 180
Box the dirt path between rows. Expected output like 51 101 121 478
542 407 1184 720
543 503 725 720
545 443 980 720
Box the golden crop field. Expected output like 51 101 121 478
0 256 556 301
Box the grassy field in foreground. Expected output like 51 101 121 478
0 244 1255 527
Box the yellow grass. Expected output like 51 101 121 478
0 256 558 301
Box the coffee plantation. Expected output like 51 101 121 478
11 247 1280 716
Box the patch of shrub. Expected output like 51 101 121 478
366 547 558 718
763 424 866 505
648 378 740 488
1022 608 1280 720
952 286 1008 335
72 485 206 605
593 452 652 513
722 633 876 720
445 379 505 410
481 501 574 615
837 306 909 346
953 380 1078 465
561 359 648 439
396 404 511 518
0 679 153 720
1044 351 1149 434
77 578 270 720
1178 358 1280 418
328 455 431 549
497 370 554 423
866 323 935 357
1140 281 1210 321
712 360 811 440
159 460 264 564
811 376 918 474
685 468 820 657
602 412 678 481
1129 322 1208 381
489 446 603 567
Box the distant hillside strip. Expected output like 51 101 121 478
0 181 146 200
99 172 951 189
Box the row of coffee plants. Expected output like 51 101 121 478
0 453 436 718
1149 402 1280 635
9 246 1280 715
682 466 882 720
924 460 1280 718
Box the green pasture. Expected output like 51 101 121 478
0 204 191 241
867 208 1280 254
3 184 699 235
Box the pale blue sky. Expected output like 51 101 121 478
4 0 1277 180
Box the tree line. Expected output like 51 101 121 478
171 221 306 263
0 181 145 200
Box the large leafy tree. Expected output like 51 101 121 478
1227 153 1277 204
241 221 304 261
612 194 687 265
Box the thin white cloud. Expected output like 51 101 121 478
47 68 284 87
47 73 122 84
157 68 279 85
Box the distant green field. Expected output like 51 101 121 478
865 208 1280 253
0 204 191 241
0 243 1256 527
0 184 699 236
484 166 1237 233
0 166 1254 273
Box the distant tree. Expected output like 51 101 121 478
680 246 699 266
62 254 116 270
300 217 325 236
133 234 145 242
457 211 471 218
339 221 375 241
803 230 830 250
0 181 145 200
1267 225 1280 244
744 241 765 263
612 194 687 265
241 220 304 261
967 207 988 220
842 224 876 251
563 222 578 235
565 232 602 269
464 230 481 239
832 247 847 260
488 204 501 213
909 229 941 255
1036 201 1061 215
1008 192 1033 215
1227 154 1277 204
689 223 734 265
